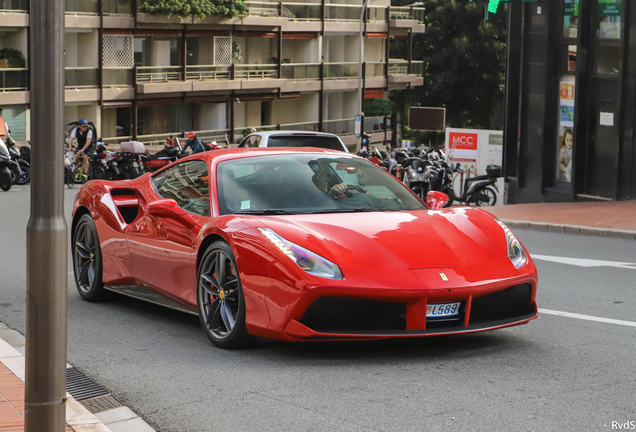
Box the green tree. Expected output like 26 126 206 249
390 0 506 137
139 0 248 20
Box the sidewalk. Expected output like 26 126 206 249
485 200 636 240
0 323 156 432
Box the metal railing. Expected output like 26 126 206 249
234 64 278 80
136 132 179 147
194 128 231 145
281 63 320 80
0 0 28 12
388 59 408 75
102 136 133 145
323 118 355 135
233 124 278 143
65 67 99 88
323 62 358 79
185 65 232 81
65 0 99 14
325 3 362 22
103 68 134 87
103 0 133 16
281 2 321 21
390 6 425 23
363 116 388 133
136 66 182 83
0 68 28 91
367 5 387 22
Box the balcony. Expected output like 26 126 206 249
0 0 28 26
65 0 99 15
0 68 28 92
0 0 27 12
65 67 99 88
103 0 133 16
389 6 425 33
387 60 423 89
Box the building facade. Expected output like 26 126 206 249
0 0 424 149
504 0 636 202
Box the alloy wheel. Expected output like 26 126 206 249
74 221 98 293
198 250 240 339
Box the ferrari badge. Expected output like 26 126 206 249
439 273 449 281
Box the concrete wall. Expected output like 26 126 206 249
78 31 98 67
195 102 226 130
196 36 213 65
246 38 274 64
65 33 78 67
364 38 384 62
326 36 344 62
342 91 357 118
152 40 171 66
246 100 261 126
101 108 117 138
233 101 246 127
282 38 319 63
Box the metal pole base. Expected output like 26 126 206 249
25 403 66 431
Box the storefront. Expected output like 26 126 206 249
504 0 636 202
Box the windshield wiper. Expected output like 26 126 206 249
235 209 300 215
312 207 376 214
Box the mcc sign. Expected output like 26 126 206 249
448 132 478 151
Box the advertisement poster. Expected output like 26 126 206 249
598 0 621 39
557 76 576 182
445 128 504 206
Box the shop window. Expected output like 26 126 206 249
557 75 575 182
597 0 621 39
563 0 579 38
594 45 619 74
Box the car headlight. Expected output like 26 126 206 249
495 219 528 269
258 228 343 279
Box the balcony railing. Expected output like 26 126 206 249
325 4 362 22
103 68 134 87
136 66 182 83
136 132 178 147
363 116 389 133
65 67 99 89
103 0 133 16
323 118 355 136
390 6 425 23
186 65 232 81
281 3 321 21
65 0 99 15
234 64 278 80
411 61 423 77
0 0 28 12
281 63 320 80
0 68 28 91
323 62 358 79
388 60 408 75
245 1 279 17
367 6 387 22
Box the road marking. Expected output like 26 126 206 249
531 254 636 270
540 308 636 328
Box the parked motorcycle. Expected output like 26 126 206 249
142 144 180 173
0 139 17 191
5 135 30 185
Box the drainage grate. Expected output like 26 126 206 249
66 367 109 401
79 394 123 414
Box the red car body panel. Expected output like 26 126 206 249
72 148 538 342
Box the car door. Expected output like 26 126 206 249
126 160 210 304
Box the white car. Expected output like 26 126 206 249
237 131 349 153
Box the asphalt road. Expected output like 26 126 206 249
1 185 635 432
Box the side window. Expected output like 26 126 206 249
238 135 261 148
152 160 210 216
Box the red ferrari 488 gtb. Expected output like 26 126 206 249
71 147 538 348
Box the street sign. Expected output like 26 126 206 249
409 107 446 131
355 115 362 138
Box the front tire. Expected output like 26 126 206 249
16 166 29 185
0 171 11 191
197 241 254 349
72 214 107 301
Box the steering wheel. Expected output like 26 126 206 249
331 184 367 199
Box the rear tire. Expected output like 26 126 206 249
0 171 11 191
16 166 29 185
475 186 497 207
66 169 75 189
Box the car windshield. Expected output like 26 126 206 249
217 154 427 215
267 135 345 151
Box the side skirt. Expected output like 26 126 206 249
104 285 198 316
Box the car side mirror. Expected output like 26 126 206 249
147 199 196 228
426 191 449 210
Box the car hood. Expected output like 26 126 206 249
256 208 508 270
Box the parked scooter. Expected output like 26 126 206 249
0 139 17 191
142 144 180 173
5 134 30 185
430 162 500 207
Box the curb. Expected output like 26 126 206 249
0 323 157 432
500 219 636 241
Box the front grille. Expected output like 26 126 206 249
299 297 406 332
469 284 533 325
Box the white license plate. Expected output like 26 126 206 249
426 302 461 318
133 162 139 168
111 161 118 166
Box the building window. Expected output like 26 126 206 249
597 0 621 39
563 0 579 38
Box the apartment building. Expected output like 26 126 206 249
0 0 424 149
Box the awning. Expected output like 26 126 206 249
186 30 231 37
239 32 278 39
137 98 181 106
282 32 317 40
102 101 133 109
184 95 229 104
104 29 132 35
367 32 388 38
365 88 384 98
135 30 181 36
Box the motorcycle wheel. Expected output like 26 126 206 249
104 168 116 181
0 171 11 191
93 166 105 180
16 166 30 185
66 169 75 189
475 186 497 207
